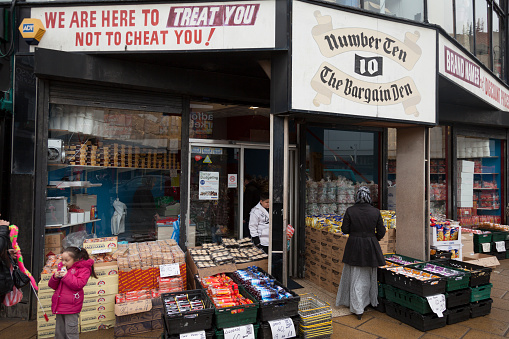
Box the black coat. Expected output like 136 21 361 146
243 181 260 221
0 225 13 296
341 203 386 267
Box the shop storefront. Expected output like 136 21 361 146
7 0 509 321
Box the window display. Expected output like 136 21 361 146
46 104 182 242
456 136 504 225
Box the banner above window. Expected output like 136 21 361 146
29 1 275 52
291 0 437 124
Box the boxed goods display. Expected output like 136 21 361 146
406 263 470 291
161 289 214 335
114 298 164 337
232 266 300 322
429 259 492 287
383 266 446 297
198 273 258 329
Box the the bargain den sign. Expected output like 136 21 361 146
291 1 437 124
29 1 275 52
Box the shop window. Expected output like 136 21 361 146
190 102 270 142
456 136 504 226
475 0 491 69
46 104 181 242
430 127 447 216
363 0 424 21
427 0 455 37
306 127 380 217
493 10 505 79
455 0 475 54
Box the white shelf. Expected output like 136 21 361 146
48 163 179 171
48 181 102 189
45 219 101 229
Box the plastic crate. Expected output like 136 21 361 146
384 254 423 266
429 259 492 287
430 250 452 260
490 231 509 242
383 267 446 297
378 283 386 298
161 289 214 335
446 288 471 308
506 250 509 259
259 316 299 339
231 267 300 322
385 300 447 332
383 284 432 314
446 305 470 325
378 261 400 284
214 286 259 329
473 233 492 244
406 263 470 292
374 297 386 313
470 298 493 318
470 283 493 302
215 323 259 339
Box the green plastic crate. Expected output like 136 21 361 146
383 284 432 314
474 242 492 253
378 283 386 298
214 286 259 329
474 233 492 245
407 263 470 292
384 254 423 265
490 231 509 242
506 251 509 259
215 323 259 339
470 283 493 302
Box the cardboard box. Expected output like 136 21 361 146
80 311 115 325
85 274 119 288
151 319 164 331
83 294 116 306
94 262 119 277
306 248 320 263
118 268 155 293
310 227 321 241
186 250 236 280
332 233 348 248
114 299 153 317
462 253 500 268
45 246 62 256
83 237 118 254
81 302 115 314
45 232 64 247
330 258 344 273
37 318 56 331
83 283 118 297
307 238 321 252
462 233 474 254
308 270 320 286
330 268 342 283
319 275 329 289
458 160 475 173
38 329 56 339
236 258 268 272
114 320 153 337
320 242 331 256
80 319 115 332
320 230 332 244
319 253 330 265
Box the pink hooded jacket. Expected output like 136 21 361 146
48 259 94 314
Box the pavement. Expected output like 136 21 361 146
0 258 508 339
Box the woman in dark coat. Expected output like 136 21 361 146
335 186 386 319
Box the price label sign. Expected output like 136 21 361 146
426 294 446 317
160 263 180 277
223 324 255 339
180 330 206 339
495 241 506 252
482 243 491 252
268 318 296 339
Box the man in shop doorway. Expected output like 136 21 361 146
243 174 260 238
249 192 270 253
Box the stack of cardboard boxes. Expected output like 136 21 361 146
457 160 474 208
37 274 57 339
80 263 119 332
379 228 397 254
305 227 347 294
44 232 64 257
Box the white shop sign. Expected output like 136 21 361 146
439 35 509 112
29 1 275 52
291 0 437 124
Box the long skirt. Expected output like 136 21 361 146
335 264 378 315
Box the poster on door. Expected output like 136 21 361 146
199 171 219 200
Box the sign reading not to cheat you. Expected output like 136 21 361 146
29 1 275 52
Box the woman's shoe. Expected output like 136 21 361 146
357 313 362 320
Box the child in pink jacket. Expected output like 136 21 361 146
48 247 97 339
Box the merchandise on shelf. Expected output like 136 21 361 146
189 241 268 269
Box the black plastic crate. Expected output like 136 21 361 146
385 300 447 332
161 289 214 335
429 259 492 287
490 250 506 260
470 298 493 318
259 316 300 339
163 319 214 339
430 250 452 260
446 288 471 308
374 297 386 313
231 267 301 322
383 267 446 297
446 305 470 325
406 262 470 292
